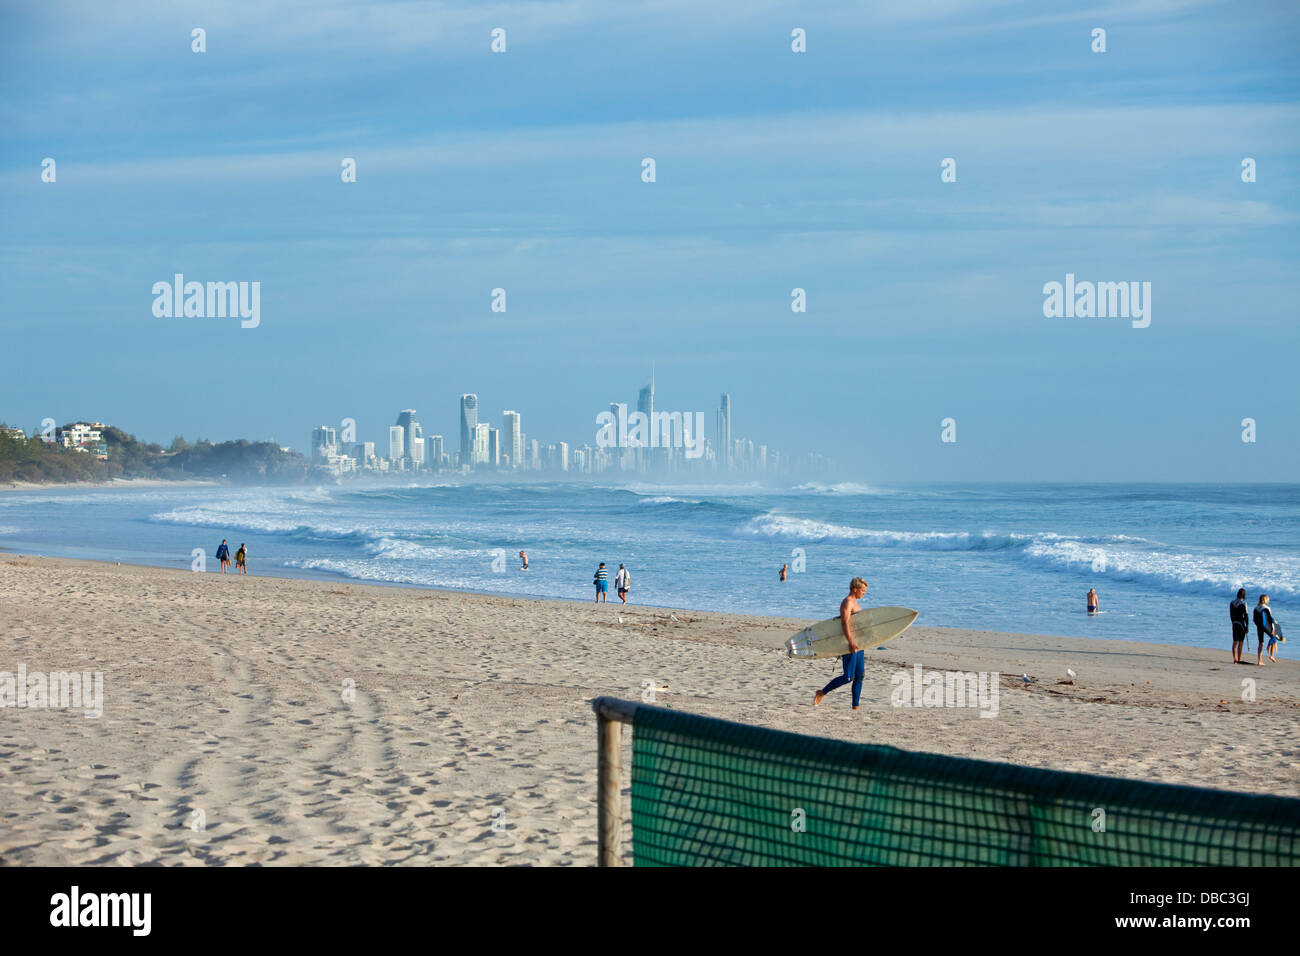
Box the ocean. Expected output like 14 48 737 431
1 480 1296 650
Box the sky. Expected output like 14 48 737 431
1 0 1297 482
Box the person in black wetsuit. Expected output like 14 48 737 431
1230 588 1250 663
1254 595 1278 666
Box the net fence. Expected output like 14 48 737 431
627 705 1300 866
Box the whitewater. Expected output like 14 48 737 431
1 480 1295 649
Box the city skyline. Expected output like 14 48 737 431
307 370 827 478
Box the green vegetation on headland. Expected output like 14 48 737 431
0 423 311 485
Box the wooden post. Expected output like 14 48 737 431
592 697 642 866
597 707 623 866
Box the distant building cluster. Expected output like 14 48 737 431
310 372 830 478
57 422 109 459
1 421 112 460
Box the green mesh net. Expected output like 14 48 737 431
628 706 1300 866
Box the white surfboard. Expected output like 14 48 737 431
785 607 918 660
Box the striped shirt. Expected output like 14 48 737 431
595 568 608 581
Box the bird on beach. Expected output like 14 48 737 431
1020 674 1033 685
1067 668 1076 680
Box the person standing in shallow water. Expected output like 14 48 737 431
593 562 608 603
1086 588 1098 615
779 564 788 582
814 577 869 711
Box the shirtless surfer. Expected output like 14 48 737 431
813 577 869 711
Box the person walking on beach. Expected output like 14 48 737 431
593 562 608 603
615 564 630 604
1254 595 1278 665
235 543 247 575
1230 588 1250 663
1086 588 1099 615
814 577 869 711
519 551 528 571
780 563 788 582
216 539 231 573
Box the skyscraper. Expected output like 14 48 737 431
428 435 444 470
609 402 631 470
396 410 421 470
717 394 732 471
502 411 522 470
460 394 478 469
487 426 500 467
637 366 655 470
388 426 404 464
557 441 569 472
311 426 337 464
472 422 490 467
637 373 654 422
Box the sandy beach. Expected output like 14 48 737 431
1 478 219 491
1 555 1296 866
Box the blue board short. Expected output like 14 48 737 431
597 580 608 592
